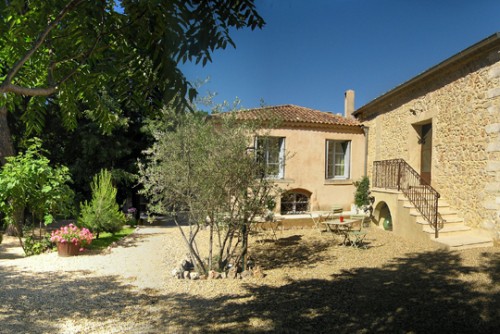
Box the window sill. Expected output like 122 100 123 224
268 178 294 183
324 179 353 185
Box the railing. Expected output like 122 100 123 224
373 159 444 238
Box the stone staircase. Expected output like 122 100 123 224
400 195 493 250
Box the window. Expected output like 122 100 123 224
256 136 285 178
326 140 351 179
281 191 309 214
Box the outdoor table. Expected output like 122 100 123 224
252 218 283 242
321 219 358 245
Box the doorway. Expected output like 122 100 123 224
419 123 432 184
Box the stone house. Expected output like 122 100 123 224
353 33 500 248
221 103 365 228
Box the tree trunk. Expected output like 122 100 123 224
0 106 15 165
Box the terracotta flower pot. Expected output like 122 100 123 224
57 242 80 257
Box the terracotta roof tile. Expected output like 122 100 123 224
213 104 361 127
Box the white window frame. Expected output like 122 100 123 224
255 136 285 179
326 140 351 180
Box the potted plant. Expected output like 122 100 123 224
126 207 138 227
354 177 371 211
50 223 93 256
354 176 372 227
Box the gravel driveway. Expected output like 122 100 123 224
0 224 499 333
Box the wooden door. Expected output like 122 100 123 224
420 123 432 184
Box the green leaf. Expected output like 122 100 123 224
42 185 52 193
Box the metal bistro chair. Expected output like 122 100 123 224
330 205 343 219
309 212 326 234
346 215 367 248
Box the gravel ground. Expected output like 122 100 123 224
0 223 499 333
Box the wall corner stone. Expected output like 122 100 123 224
486 140 500 152
487 87 500 99
486 161 500 172
485 123 500 134
489 65 500 79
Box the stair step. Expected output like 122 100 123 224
430 235 494 250
409 210 421 217
409 209 458 216
439 208 459 215
416 216 464 225
440 216 464 223
402 200 450 211
422 225 471 235
438 200 450 207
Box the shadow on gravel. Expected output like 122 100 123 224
252 235 333 270
0 268 161 334
159 249 500 333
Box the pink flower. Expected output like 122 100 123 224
50 224 94 248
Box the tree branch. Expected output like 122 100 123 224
3 0 86 85
0 84 57 96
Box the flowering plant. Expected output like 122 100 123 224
126 207 138 227
50 224 93 250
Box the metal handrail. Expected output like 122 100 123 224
373 159 444 238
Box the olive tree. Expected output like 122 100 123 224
139 109 279 274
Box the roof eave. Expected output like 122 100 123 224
354 32 500 118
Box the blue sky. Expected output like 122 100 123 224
180 0 500 114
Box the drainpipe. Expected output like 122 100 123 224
362 125 369 177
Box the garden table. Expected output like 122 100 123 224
252 218 283 242
321 219 358 245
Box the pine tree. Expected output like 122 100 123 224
78 169 126 237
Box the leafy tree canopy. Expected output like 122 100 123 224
0 0 264 135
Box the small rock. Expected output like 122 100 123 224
228 267 238 279
208 270 221 279
241 270 253 279
253 266 265 279
183 271 190 279
111 242 118 248
190 272 200 280
171 268 182 279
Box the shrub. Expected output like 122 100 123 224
24 233 54 256
78 169 126 237
354 176 371 210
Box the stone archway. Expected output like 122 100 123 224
373 200 393 230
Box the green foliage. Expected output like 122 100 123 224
139 109 280 273
78 169 126 236
23 233 54 256
0 0 265 136
354 176 371 209
37 114 144 202
0 138 74 227
88 227 135 251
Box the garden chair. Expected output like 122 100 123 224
309 212 326 234
330 205 343 219
252 216 283 243
346 216 367 248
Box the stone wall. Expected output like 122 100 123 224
361 46 500 240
